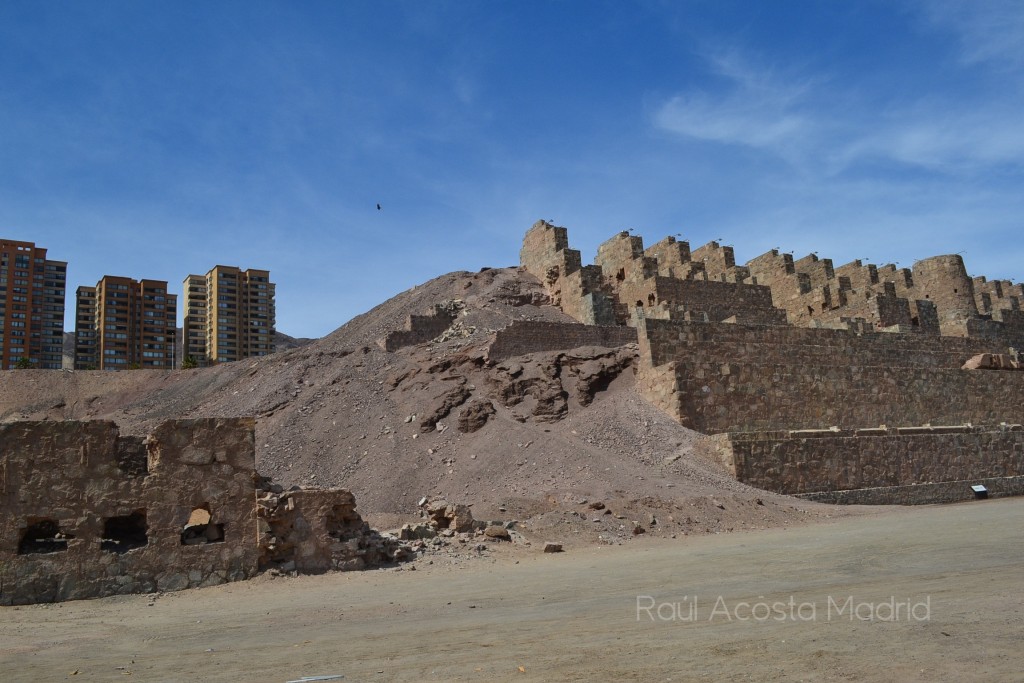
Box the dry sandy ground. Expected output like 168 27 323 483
2 498 1022 682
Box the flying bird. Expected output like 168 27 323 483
376 203 382 211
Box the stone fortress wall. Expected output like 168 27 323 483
520 220 1024 502
1 418 407 605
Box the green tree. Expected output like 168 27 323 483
182 355 198 369
15 357 32 370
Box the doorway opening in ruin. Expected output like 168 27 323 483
180 504 225 545
616 268 625 282
18 518 74 555
101 510 148 553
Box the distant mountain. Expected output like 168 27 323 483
273 331 315 351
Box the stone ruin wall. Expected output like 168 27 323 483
636 317 1024 434
714 425 1024 498
0 418 259 604
794 474 1024 505
1 418 407 605
381 302 461 351
523 219 1023 350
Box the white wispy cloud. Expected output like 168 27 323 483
916 0 1024 69
654 50 815 155
836 105 1024 172
654 37 1024 177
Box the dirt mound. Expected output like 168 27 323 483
0 267 849 543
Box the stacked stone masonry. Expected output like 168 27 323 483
521 221 1024 504
1 418 407 605
795 475 1024 505
522 221 790 328
1 418 259 605
381 302 461 351
636 317 1024 434
716 425 1024 497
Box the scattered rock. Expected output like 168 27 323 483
484 525 511 540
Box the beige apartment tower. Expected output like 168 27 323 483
0 239 67 369
74 276 177 370
183 266 275 365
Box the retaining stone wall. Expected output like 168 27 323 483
720 425 1024 495
795 475 1024 505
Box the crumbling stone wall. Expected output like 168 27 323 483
0 418 259 605
257 487 410 573
1 419 411 605
717 424 1024 496
381 301 462 351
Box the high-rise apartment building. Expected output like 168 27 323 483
0 239 67 369
182 274 208 365
74 276 177 370
183 266 275 365
73 286 97 369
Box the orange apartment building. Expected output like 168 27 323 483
0 239 67 369
74 276 177 370
183 266 275 365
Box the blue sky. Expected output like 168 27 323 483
1 1 1022 338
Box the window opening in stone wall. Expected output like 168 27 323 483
181 504 225 545
101 510 148 553
647 293 655 306
616 268 625 282
18 518 74 554
115 436 149 476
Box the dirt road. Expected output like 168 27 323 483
2 499 1022 682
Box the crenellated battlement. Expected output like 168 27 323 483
521 220 1024 503
523 221 1022 348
